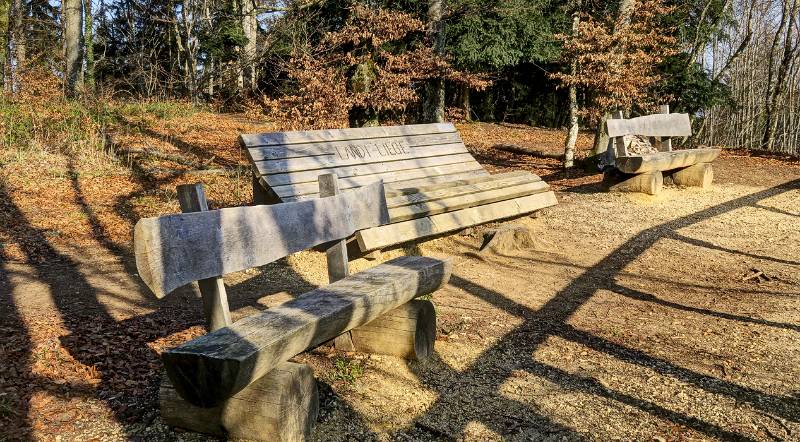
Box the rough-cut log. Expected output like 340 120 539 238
134 181 388 298
334 300 436 360
162 256 451 407
160 362 318 441
606 113 692 137
605 171 663 195
669 162 713 188
615 148 720 174
356 191 558 252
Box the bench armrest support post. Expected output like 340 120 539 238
655 104 672 152
177 183 233 332
610 110 628 159
318 173 349 283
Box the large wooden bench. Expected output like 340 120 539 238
240 123 558 252
134 179 452 441
604 106 720 195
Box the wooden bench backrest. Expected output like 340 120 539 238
134 182 388 298
240 123 488 202
607 109 692 158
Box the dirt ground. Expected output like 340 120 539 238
1 114 799 441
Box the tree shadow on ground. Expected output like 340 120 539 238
393 178 800 439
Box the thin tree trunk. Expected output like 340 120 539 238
763 0 799 150
423 0 445 123
84 0 94 92
563 8 581 168
7 0 24 92
64 0 83 97
241 0 257 96
458 83 471 121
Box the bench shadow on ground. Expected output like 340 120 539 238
390 177 800 440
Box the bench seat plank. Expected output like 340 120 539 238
615 148 720 174
388 180 551 222
162 255 452 407
383 171 531 197
134 181 388 298
386 172 541 208
357 191 558 251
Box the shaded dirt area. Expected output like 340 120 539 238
0 114 798 441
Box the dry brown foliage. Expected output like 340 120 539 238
551 0 677 123
260 5 489 130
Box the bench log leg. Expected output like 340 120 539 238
161 361 318 442
253 175 274 205
669 163 713 188
604 170 663 195
334 300 436 360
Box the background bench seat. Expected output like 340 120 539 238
241 123 558 251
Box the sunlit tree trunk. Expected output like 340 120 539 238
83 0 94 92
423 0 445 123
563 5 581 168
241 0 257 96
6 0 24 92
763 0 799 150
64 0 83 97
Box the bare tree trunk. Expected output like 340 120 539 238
64 0 84 97
6 0 25 92
763 0 799 150
83 0 94 92
423 0 445 123
458 83 471 121
241 0 257 96
563 7 581 168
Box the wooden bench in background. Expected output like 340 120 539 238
240 123 558 253
134 179 452 441
604 106 721 195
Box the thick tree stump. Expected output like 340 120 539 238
669 162 713 188
160 362 318 442
604 170 663 195
334 300 436 360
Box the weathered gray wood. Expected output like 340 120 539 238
610 110 627 159
384 170 529 197
606 171 663 195
240 123 457 147
386 172 541 208
606 112 692 137
246 132 463 161
318 174 348 283
254 144 472 176
334 300 436 360
274 164 488 201
160 362 318 441
653 105 672 152
134 181 389 298
356 191 559 252
669 162 713 188
162 256 452 406
388 180 550 222
259 152 476 187
176 184 232 332
615 148 720 174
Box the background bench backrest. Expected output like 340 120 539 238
240 123 488 202
607 110 692 159
133 182 388 298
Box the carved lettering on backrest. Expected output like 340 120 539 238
333 141 412 161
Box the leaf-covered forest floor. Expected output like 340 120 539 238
1 109 799 441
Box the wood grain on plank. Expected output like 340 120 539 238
615 148 720 173
260 152 478 185
383 171 530 197
606 113 692 137
240 123 457 147
339 300 436 360
134 181 388 298
356 191 559 251
385 172 542 208
246 133 463 161
388 180 550 222
253 144 471 175
270 163 487 200
161 256 452 407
